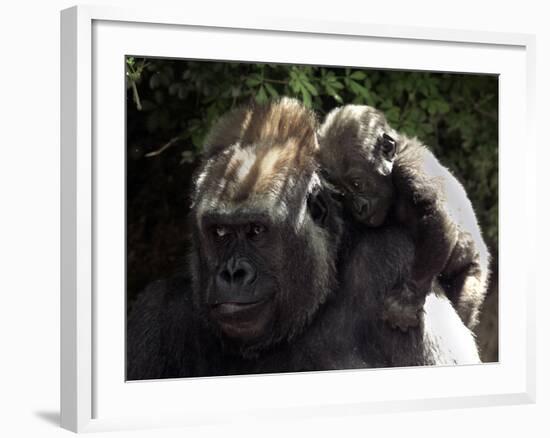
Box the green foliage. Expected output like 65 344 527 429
126 58 498 251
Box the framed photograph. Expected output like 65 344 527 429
61 4 536 433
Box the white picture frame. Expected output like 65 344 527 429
60 4 536 433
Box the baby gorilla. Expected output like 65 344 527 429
318 105 490 331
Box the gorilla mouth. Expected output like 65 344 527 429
213 301 262 314
210 299 272 340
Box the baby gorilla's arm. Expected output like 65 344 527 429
394 144 459 288
439 231 488 329
381 143 459 331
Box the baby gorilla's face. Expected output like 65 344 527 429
318 105 400 228
347 132 398 227
342 166 394 227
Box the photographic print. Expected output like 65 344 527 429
125 58 498 380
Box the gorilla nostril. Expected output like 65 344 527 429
234 259 256 285
218 258 256 287
354 198 371 217
233 268 246 281
353 198 364 214
219 269 231 283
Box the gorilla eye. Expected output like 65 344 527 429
213 225 231 239
249 223 266 237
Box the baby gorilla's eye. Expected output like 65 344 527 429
351 179 363 191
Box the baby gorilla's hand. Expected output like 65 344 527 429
382 282 426 332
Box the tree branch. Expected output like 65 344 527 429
145 136 182 158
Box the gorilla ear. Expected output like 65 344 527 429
307 187 330 226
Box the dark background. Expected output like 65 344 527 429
126 58 499 362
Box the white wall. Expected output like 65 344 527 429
0 0 547 436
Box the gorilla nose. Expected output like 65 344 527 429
353 197 371 215
217 257 257 289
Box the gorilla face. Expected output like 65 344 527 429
337 163 394 227
318 105 399 227
199 213 282 341
190 98 339 354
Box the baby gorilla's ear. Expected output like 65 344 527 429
381 133 397 159
376 133 397 176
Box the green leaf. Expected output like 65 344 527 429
231 86 241 98
255 86 268 103
438 101 450 114
332 93 343 104
302 79 318 96
385 107 400 124
350 71 367 80
301 87 312 107
427 100 438 115
349 80 370 99
264 82 279 98
246 77 261 87
192 131 205 149
289 77 300 94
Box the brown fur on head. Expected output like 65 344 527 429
194 97 321 227
203 97 319 159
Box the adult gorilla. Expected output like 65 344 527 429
127 98 479 380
